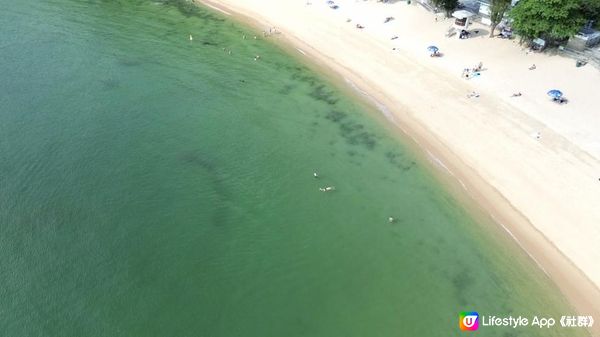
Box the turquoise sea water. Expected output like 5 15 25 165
0 1 588 336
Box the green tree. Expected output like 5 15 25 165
509 0 586 42
431 0 459 17
489 0 512 37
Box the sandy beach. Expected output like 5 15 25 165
199 0 600 330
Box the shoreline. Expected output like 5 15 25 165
197 0 600 332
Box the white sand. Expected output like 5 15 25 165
201 0 600 325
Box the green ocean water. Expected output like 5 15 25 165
0 1 588 336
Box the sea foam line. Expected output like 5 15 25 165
344 77 465 189
493 216 551 278
426 150 459 177
345 66 552 281
343 77 397 124
202 2 231 15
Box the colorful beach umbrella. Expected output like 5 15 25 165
547 90 563 98
427 45 439 53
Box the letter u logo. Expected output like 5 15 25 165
459 312 479 331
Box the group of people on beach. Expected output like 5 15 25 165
461 62 483 79
262 27 280 37
552 96 568 104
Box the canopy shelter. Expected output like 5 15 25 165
452 10 475 31
452 10 475 20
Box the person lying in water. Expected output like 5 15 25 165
319 186 335 192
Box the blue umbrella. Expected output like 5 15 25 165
547 90 563 98
326 0 334 4
427 45 439 53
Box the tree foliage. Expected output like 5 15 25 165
509 0 586 41
489 0 512 37
431 0 459 17
581 0 600 25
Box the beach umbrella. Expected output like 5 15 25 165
427 46 439 53
326 0 334 4
547 90 563 99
